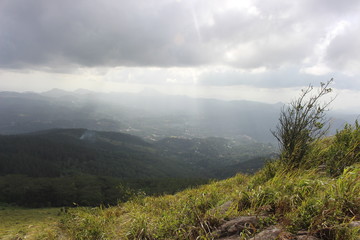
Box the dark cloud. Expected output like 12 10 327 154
0 0 207 69
0 0 360 75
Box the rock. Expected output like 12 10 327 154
294 231 320 239
218 201 233 214
295 236 320 240
215 216 322 240
217 216 262 237
349 221 360 228
209 201 233 215
296 230 309 235
217 236 239 240
248 226 286 240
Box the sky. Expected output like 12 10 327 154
0 0 360 112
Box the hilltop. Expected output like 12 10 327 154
59 121 360 240
2 121 358 240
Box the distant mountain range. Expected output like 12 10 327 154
1 89 357 144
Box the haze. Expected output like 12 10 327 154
1 0 360 112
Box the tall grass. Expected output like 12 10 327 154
59 167 359 239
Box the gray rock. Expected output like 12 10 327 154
349 221 360 228
295 231 320 239
210 201 233 215
296 230 309 235
296 236 320 240
218 216 262 236
248 226 286 240
217 236 240 240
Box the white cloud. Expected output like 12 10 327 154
0 0 359 111
1 0 358 72
302 20 349 76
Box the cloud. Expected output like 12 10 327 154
101 65 359 91
0 0 212 69
0 0 359 72
103 66 200 86
197 67 342 88
1 0 360 96
325 21 360 75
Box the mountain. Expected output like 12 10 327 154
0 91 124 134
155 136 275 174
88 91 284 142
0 128 187 179
0 90 282 142
0 128 274 179
0 128 275 207
1 89 357 144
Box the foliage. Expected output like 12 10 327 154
0 175 208 207
0 128 271 207
0 128 274 179
303 120 360 176
271 79 334 167
0 206 61 240
55 123 360 240
3 120 360 240
60 207 114 240
326 120 360 176
60 174 249 239
56 165 360 240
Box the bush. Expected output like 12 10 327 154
326 121 360 176
272 80 334 168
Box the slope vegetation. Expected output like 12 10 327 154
0 128 272 207
19 121 358 240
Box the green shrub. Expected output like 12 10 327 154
327 121 360 176
272 80 334 168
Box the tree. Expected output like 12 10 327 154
271 79 334 167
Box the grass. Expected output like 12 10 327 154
57 164 359 239
0 206 62 240
58 122 360 240
2 122 360 239
2 169 360 239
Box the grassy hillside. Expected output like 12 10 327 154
0 205 61 240
3 121 358 239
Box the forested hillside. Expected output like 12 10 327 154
0 128 274 207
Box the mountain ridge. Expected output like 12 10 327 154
1 89 357 144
